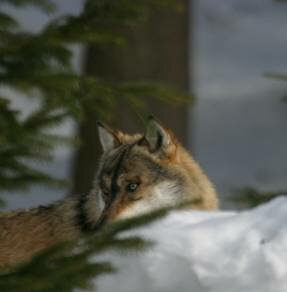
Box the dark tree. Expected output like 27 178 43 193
72 0 192 196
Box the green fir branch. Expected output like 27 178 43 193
0 208 170 291
0 12 19 29
230 187 287 208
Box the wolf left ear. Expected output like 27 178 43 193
144 117 172 152
97 122 120 152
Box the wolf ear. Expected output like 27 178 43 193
97 122 120 152
144 117 171 152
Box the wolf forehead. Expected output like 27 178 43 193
97 143 179 184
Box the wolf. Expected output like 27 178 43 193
82 117 218 229
0 117 218 267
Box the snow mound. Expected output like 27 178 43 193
97 196 287 292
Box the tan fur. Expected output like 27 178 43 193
94 119 219 225
0 118 219 268
172 144 218 210
103 143 218 220
0 199 80 268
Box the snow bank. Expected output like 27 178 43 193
96 197 287 292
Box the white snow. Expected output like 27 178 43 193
96 197 287 292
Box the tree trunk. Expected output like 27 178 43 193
71 0 191 196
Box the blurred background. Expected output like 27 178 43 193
1 0 287 211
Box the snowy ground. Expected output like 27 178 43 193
97 197 287 292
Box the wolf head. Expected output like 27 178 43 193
85 117 218 229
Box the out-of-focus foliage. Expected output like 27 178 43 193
0 99 71 191
0 0 190 193
230 187 287 209
264 72 287 102
0 206 170 292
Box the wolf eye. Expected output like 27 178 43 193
126 182 139 192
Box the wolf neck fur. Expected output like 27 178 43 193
175 145 218 209
0 194 101 268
